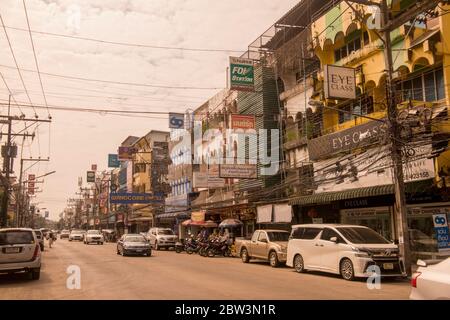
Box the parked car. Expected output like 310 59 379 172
146 228 178 250
286 224 406 281
33 229 45 252
0 228 41 280
116 234 151 257
410 258 450 300
60 230 70 239
69 230 85 241
84 230 104 245
235 230 290 267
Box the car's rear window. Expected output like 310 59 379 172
0 231 34 245
267 232 289 241
291 227 322 240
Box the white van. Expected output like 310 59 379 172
286 224 406 280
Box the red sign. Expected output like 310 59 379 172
28 174 36 181
231 114 255 130
91 164 97 171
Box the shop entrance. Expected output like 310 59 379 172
340 206 394 241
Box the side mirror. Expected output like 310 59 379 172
330 236 338 243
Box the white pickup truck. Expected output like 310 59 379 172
234 229 290 267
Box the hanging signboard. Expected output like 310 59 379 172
91 164 97 171
87 171 95 183
229 57 254 92
324 65 356 100
432 213 450 252
108 154 120 168
169 113 185 129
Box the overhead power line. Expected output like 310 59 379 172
1 25 245 54
0 63 224 91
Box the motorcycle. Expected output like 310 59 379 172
206 238 232 257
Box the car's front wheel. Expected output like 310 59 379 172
340 258 355 281
269 251 279 268
241 248 250 263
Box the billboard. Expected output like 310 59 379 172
229 57 254 92
108 154 120 168
118 146 135 161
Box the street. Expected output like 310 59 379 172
0 239 411 300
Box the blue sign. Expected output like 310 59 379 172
432 214 450 252
169 113 184 129
109 193 163 204
108 154 120 168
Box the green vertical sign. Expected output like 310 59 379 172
229 57 254 92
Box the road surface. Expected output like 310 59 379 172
0 239 411 299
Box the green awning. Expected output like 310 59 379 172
289 180 434 206
289 185 394 206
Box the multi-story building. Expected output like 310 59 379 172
285 1 450 261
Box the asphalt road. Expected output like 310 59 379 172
0 239 411 300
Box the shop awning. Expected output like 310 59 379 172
128 217 153 222
409 28 440 49
157 212 190 219
289 184 394 206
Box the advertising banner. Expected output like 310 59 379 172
109 193 163 204
432 213 450 252
229 57 254 92
108 154 120 168
191 211 205 223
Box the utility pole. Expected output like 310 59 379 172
0 96 13 228
16 158 50 227
345 0 443 276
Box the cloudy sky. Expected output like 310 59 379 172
0 0 298 220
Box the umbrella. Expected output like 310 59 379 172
219 219 243 228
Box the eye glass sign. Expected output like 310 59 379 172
324 65 356 100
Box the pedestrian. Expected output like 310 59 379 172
48 230 54 248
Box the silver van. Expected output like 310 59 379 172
0 228 42 280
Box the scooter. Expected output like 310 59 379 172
206 238 231 257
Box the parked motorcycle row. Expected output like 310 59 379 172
175 236 233 258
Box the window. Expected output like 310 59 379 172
334 32 365 62
291 227 304 239
258 232 268 242
251 231 260 242
0 231 34 245
400 67 446 103
320 228 344 243
302 227 322 239
363 31 369 46
336 227 390 244
338 95 374 124
267 231 290 242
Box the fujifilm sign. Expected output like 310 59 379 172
324 65 356 100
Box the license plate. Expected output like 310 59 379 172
383 263 394 270
5 247 20 253
136 249 143 252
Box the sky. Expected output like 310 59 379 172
0 0 299 220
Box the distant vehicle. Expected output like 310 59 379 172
60 230 70 239
33 229 45 252
0 228 41 280
69 230 85 241
410 258 450 300
84 230 104 245
146 228 177 250
117 234 151 257
235 230 290 267
286 224 406 281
